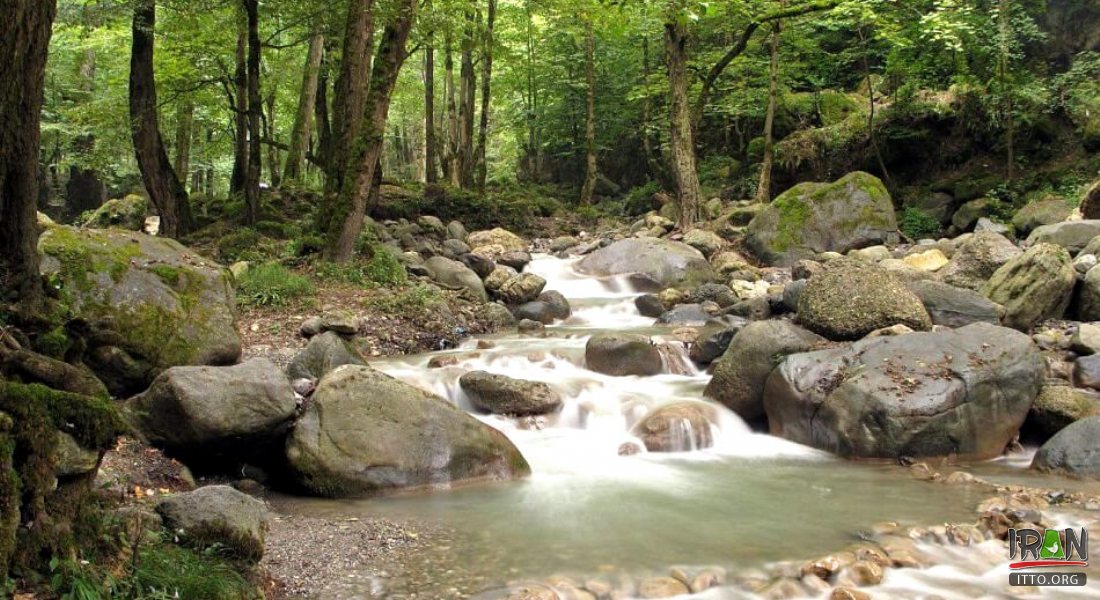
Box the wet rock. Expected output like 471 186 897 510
459 371 562 416
797 259 931 340
636 576 689 599
704 320 824 422
285 365 529 496
156 485 269 563
498 272 547 305
982 243 1075 331
575 237 714 288
287 331 367 380
1032 416 1100 477
1027 384 1099 438
478 302 517 330
1027 220 1100 253
499 250 533 271
765 322 1043 459
688 319 747 365
656 304 710 326
940 231 1022 291
829 588 871 600
424 256 488 301
585 333 662 376
630 401 716 452
907 280 1004 327
635 294 665 318
1013 197 1073 235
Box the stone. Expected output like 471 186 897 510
683 229 724 257
797 259 931 340
688 319 747 365
1032 416 1100 478
635 294 666 318
974 217 1013 237
518 319 544 333
704 320 824 422
468 228 526 253
908 191 956 225
636 577 690 599
1074 354 1100 390
287 331 367 380
951 197 993 231
417 215 445 235
38 226 241 395
585 334 662 376
745 171 899 266
80 194 148 230
848 245 891 262
1027 220 1100 253
127 359 297 470
781 280 807 313
155 485 268 563
485 265 519 293
498 250 533 271
459 371 562 416
299 316 324 338
1012 197 1072 235
906 280 1004 328
549 236 578 252
711 250 754 275
424 256 488 301
285 365 529 496
940 231 1022 291
55 431 100 477
1073 323 1100 355
656 304 711 326
902 248 949 271
982 243 1075 331
498 272 547 305
442 238 471 256
1076 264 1100 321
691 282 739 308
320 310 359 335
461 252 496 279
1026 385 1098 439
574 238 714 288
228 261 249 281
630 402 717 452
479 302 517 330
446 220 468 241
765 322 1043 459
1074 253 1097 273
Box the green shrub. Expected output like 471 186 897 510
368 284 445 314
254 220 296 240
287 234 325 258
314 246 407 288
215 229 261 262
237 262 313 307
623 181 661 216
899 207 942 240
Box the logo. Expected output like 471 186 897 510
1008 527 1088 569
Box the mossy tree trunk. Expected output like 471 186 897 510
243 0 262 225
664 17 701 229
284 32 325 184
579 16 598 205
457 8 477 189
230 20 248 197
475 0 497 191
424 8 438 184
755 16 782 204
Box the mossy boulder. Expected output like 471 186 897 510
80 194 148 231
287 331 367 381
285 365 529 496
38 226 242 395
982 243 1075 331
745 171 898 266
156 485 269 564
797 259 932 340
459 371 562 416
585 333 663 376
1032 416 1100 478
574 238 714 288
939 231 1022 291
1080 181 1100 220
1026 385 1099 440
1012 196 1072 235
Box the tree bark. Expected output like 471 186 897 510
444 35 461 186
579 17 598 205
999 0 1015 181
284 32 324 184
754 17 782 204
325 0 417 262
664 19 701 229
1 0 57 310
174 99 193 189
475 0 497 190
243 0 262 224
264 91 280 188
326 0 375 197
457 7 476 188
230 20 248 196
129 0 191 238
314 45 333 174
424 1 438 183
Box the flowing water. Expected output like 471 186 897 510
275 255 1100 599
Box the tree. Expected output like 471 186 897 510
424 0 438 183
579 14 599 205
475 0 498 190
284 32 325 183
242 0 262 224
1 0 58 311
130 0 192 238
754 12 782 203
664 2 701 228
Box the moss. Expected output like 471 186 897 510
149 264 183 286
39 227 143 298
0 412 18 577
31 327 71 361
769 186 815 253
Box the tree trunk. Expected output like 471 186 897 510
857 26 890 186
230 20 248 196
457 8 476 188
325 0 417 262
754 18 782 204
424 1 438 184
444 36 461 186
475 0 497 190
284 32 324 183
243 0 262 224
264 91 280 188
999 0 1014 181
664 20 701 229
174 99 193 189
129 0 191 238
579 17 598 205
1 0 57 309
326 0 375 197
314 46 333 174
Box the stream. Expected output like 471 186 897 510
274 255 1100 599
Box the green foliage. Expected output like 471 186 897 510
313 246 407 288
367 284 446 314
623 181 661 216
215 229 262 263
236 262 313 307
287 234 326 258
899 207 943 240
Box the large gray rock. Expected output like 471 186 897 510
1075 264 1100 321
285 365 529 496
1031 416 1100 478
656 304 711 326
1026 385 1099 439
745 171 899 266
497 272 546 305
38 226 241 395
982 243 1075 331
797 259 931 340
939 232 1022 291
80 194 148 231
424 256 488 300
459 371 562 416
704 320 824 422
1012 197 1072 235
127 358 296 469
574 238 714 288
585 334 663 376
287 331 367 380
764 323 1043 459
688 318 748 365
1026 220 1100 253
156 485 269 563
906 280 1004 328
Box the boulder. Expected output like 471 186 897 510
635 294 666 318
797 259 931 340
1026 385 1098 439
127 358 297 469
901 248 948 272
498 272 547 305
690 283 739 308
80 194 148 231
1072 323 1100 355
38 226 241 395
764 322 1043 459
536 290 571 320
514 291 570 324
688 319 747 365
484 264 518 293
982 243 1075 331
467 228 526 253
704 320 824 422
656 304 711 326
156 485 269 563
461 252 496 279
1075 264 1100 321
498 250 533 271
459 371 562 416
951 197 993 232
424 256 488 301
906 280 1004 328
1080 181 1100 219
683 229 723 257
574 237 714 288
1031 416 1100 478
630 402 717 452
939 231 1022 291
446 220 468 241
745 171 898 266
287 331 367 381
1027 220 1100 253
1074 354 1100 390
1012 197 1072 235
285 365 529 496
907 191 956 225
585 334 662 376
478 302 517 330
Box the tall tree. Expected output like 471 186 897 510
323 0 375 201
424 6 438 184
243 0 262 224
579 15 598 205
444 33 461 185
284 32 325 183
754 13 783 203
174 99 194 189
130 0 192 238
475 0 497 190
230 19 248 196
1 0 57 310
664 3 701 228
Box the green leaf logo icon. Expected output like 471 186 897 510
1040 530 1065 560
